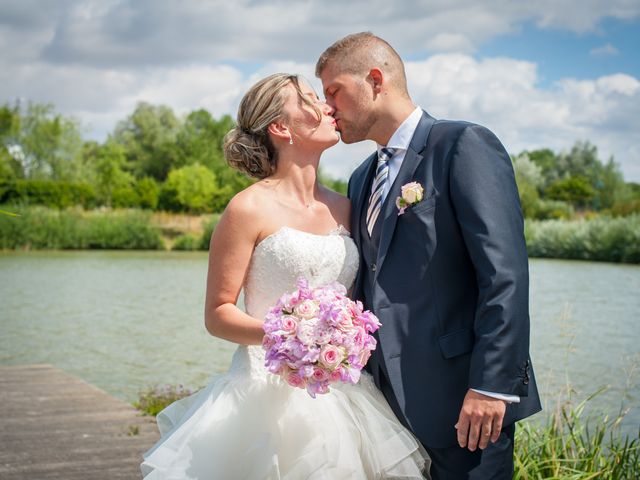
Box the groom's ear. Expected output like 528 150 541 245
368 68 384 94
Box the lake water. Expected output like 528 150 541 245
1 251 638 435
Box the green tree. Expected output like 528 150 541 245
162 164 221 213
526 148 557 188
546 176 595 209
93 141 135 207
136 177 160 210
114 102 181 181
0 102 85 181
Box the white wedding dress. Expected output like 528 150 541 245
141 226 428 479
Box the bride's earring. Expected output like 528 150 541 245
289 136 294 145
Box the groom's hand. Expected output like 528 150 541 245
455 389 506 451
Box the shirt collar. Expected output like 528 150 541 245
377 106 423 154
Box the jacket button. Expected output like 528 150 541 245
371 263 377 272
523 374 530 385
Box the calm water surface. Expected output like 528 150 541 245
1 251 638 434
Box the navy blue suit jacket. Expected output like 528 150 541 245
348 111 542 448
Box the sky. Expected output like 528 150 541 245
1 0 639 181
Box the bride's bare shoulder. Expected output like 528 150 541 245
218 183 271 234
320 185 351 227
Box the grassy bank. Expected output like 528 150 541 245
525 215 640 263
2 206 639 263
0 205 164 250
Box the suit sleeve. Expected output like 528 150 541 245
449 124 531 397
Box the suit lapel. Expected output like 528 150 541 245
376 112 435 275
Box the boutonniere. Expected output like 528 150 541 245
395 182 424 215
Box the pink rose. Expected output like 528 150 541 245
311 366 330 383
319 344 344 370
285 371 306 389
280 315 297 334
294 299 320 319
358 348 372 366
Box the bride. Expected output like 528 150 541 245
141 73 428 479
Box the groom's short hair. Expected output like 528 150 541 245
315 32 409 96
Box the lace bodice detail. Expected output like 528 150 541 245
230 225 360 377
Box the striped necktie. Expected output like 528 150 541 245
366 147 397 236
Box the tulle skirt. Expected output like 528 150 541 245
141 347 428 479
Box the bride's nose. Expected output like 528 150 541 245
321 101 335 116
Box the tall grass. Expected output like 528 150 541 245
0 205 164 250
171 215 220 251
514 389 639 479
525 215 640 263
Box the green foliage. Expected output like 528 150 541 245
609 199 640 217
92 141 135 207
0 179 96 208
534 199 575 220
199 215 221 250
172 234 202 251
546 176 595 209
113 102 181 181
136 177 160 210
162 164 222 213
133 384 194 417
525 215 640 263
320 174 348 195
514 390 640 479
0 101 85 181
0 206 164 250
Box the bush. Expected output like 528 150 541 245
0 179 96 208
172 234 201 251
0 205 164 250
199 215 220 250
525 215 640 263
534 199 575 220
162 164 220 213
137 177 160 210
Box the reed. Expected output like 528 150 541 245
0 205 164 250
514 389 639 479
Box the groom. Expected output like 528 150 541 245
316 33 541 479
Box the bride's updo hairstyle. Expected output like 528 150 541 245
224 73 322 179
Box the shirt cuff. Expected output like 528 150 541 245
471 388 520 404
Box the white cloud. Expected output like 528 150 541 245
404 55 640 181
2 0 638 67
590 43 620 56
0 1 638 180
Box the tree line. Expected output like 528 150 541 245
1 100 638 217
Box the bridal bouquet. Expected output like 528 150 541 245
262 278 381 398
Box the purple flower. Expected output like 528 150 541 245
262 276 381 398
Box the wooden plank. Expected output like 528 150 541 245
0 364 160 479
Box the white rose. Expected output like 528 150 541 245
401 182 424 204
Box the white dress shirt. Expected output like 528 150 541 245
378 106 520 404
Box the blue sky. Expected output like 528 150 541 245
479 18 639 87
0 0 639 181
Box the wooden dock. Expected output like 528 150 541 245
0 364 160 479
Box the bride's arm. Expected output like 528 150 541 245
204 193 265 346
